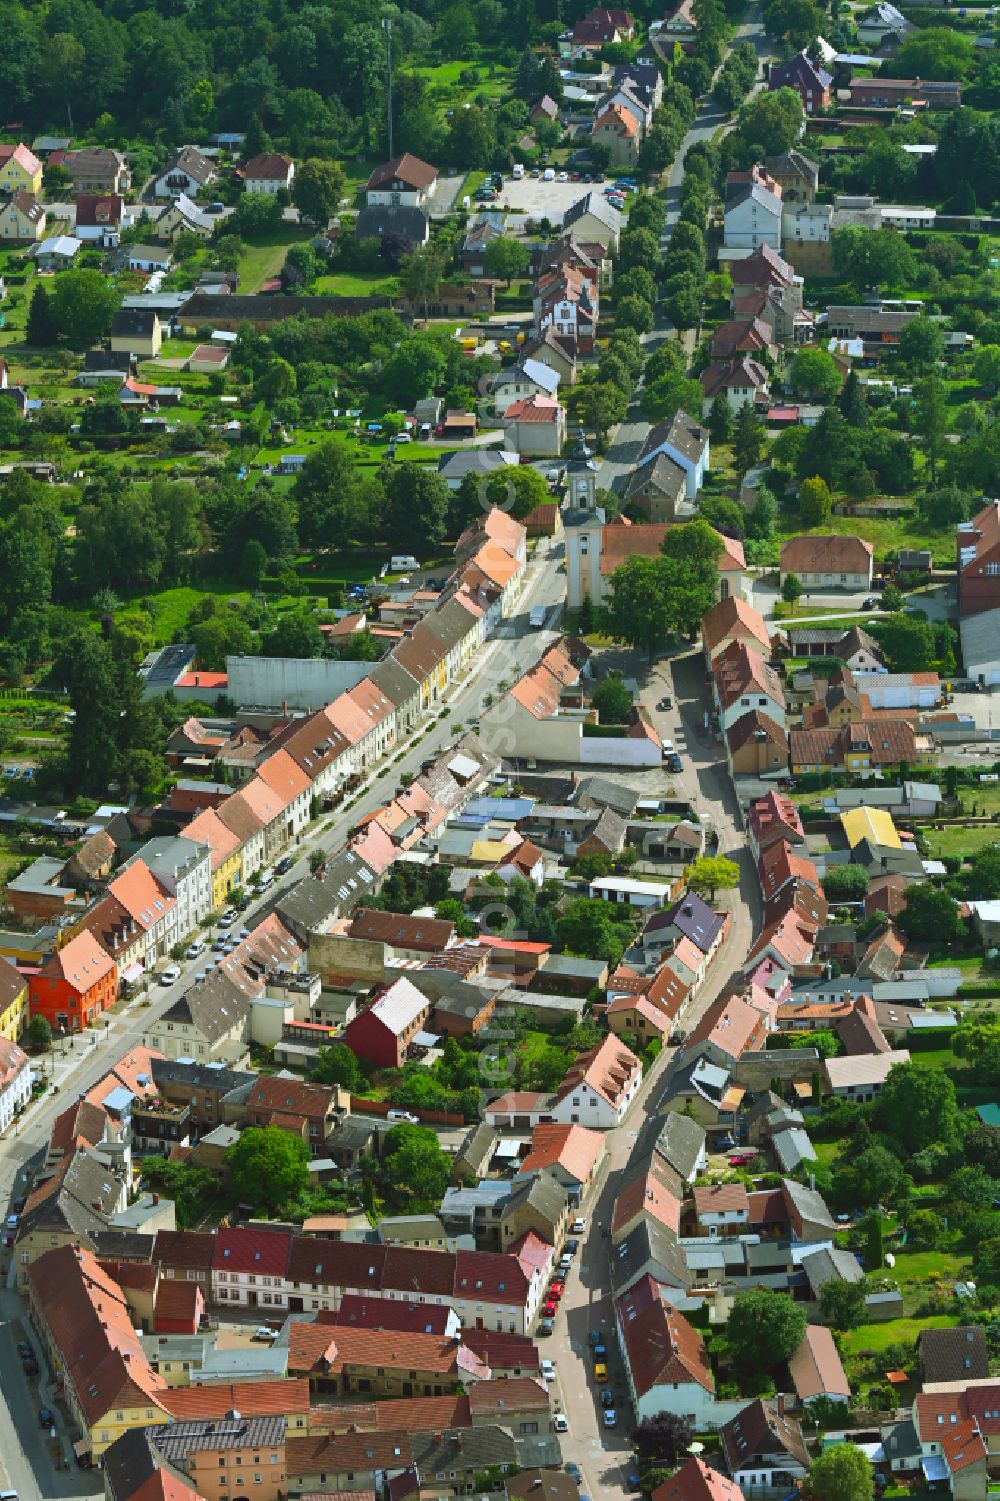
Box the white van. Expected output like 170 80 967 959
529 604 547 629
258 867 275 889
542 167 555 182
512 162 525 179
391 554 419 570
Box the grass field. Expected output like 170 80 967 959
237 227 313 293
776 510 955 565
922 824 1000 859
841 1313 959 1354
314 270 400 297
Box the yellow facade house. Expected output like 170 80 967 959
0 143 43 196
184 807 242 909
0 958 28 1040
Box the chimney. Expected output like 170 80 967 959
776 1393 785 1416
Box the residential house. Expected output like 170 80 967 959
181 809 243 911
958 501 1000 619
28 929 117 1033
35 235 81 271
768 49 833 112
28 1247 168 1458
700 356 770 415
63 148 129 195
919 1327 989 1384
516 1122 605 1198
780 535 874 591
74 193 124 249
857 1 914 46
636 409 710 502
727 711 789 777
913 1393 988 1501
365 154 439 207
521 327 578 386
623 451 688 523
356 202 429 247
748 791 805 859
571 7 635 47
256 749 312 844
789 719 918 776
110 308 163 360
0 959 28 1042
153 147 216 199
652 1460 746 1501
492 358 560 417
460 211 505 275
563 192 622 253
693 1182 749 1235
724 166 783 252
108 859 179 965
244 153 295 195
343 976 431 1069
0 143 43 196
142 1415 287 1501
536 265 598 355
711 316 777 361
789 1324 851 1406
713 639 786 731
824 1049 911 1101
720 1399 810 1487
593 103 641 165
652 0 698 54
156 193 215 241
847 78 961 109
549 1035 642 1128
140 835 212 938
617 1277 722 1424
503 393 566 457
0 1037 32 1134
0 189 45 243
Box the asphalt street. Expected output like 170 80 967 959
544 647 763 1499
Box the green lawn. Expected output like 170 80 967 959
841 1313 960 1354
237 227 313 293
922 824 1000 860
313 270 400 297
884 1248 970 1283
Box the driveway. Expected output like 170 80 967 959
544 645 762 1501
428 174 467 214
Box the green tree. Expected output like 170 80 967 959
914 374 948 485
686 855 739 901
831 226 916 293
803 1445 873 1501
876 1062 960 1154
592 672 633 725
897 883 963 942
581 381 628 450
293 157 346 223
49 270 122 346
906 1208 945 1250
781 571 802 611
485 465 550 523
616 295 655 335
899 316 945 373
556 896 633 968
312 1044 361 1092
26 284 58 346
726 1288 806 1372
226 1126 310 1215
895 26 974 79
822 864 869 902
261 609 323 658
820 1275 867 1330
239 538 268 588
790 348 841 403
708 392 732 443
398 242 448 320
799 475 833 526
380 463 449 553
255 356 297 404
27 1014 52 1052
381 1123 451 1212
764 0 826 47
838 368 869 427
54 630 122 793
866 1209 885 1268
482 236 532 286
732 401 765 478
872 613 935 672
974 345 1000 395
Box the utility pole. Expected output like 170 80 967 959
383 17 394 159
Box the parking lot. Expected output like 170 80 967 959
492 176 613 223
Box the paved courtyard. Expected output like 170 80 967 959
495 177 607 224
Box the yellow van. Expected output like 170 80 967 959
594 1362 608 1382
459 336 479 351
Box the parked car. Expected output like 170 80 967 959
666 752 683 774
538 1317 555 1336
159 965 181 985
657 696 672 710
554 1414 569 1432
548 1285 563 1303
566 1237 579 1254
565 1465 583 1486
604 1410 618 1429
862 595 881 610
540 1359 556 1381
600 1387 614 1408
38 1408 53 1427
218 911 236 929
186 939 205 960
387 1109 419 1124
543 1299 558 1318
275 855 294 875
571 1216 585 1233
594 1362 608 1382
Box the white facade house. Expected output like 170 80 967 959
783 204 832 242
548 1036 643 1129
365 153 439 208
244 153 295 195
0 1040 32 1135
153 146 216 200
589 877 674 909
636 409 710 501
139 835 213 938
724 182 783 252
